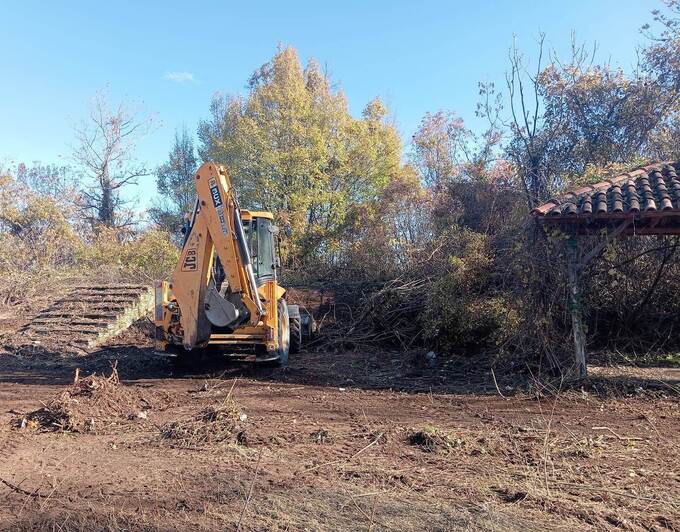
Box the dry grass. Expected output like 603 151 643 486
408 425 464 453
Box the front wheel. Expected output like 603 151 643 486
265 299 290 366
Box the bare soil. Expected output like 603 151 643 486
0 323 678 530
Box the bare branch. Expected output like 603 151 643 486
72 90 155 228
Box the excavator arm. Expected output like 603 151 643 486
169 162 264 349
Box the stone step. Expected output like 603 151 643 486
24 284 154 350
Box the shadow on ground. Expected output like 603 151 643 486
1 338 678 399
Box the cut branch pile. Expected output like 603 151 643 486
160 398 247 448
318 277 429 350
18 364 155 432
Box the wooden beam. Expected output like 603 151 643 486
566 237 587 380
538 213 680 236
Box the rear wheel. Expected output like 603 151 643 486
290 315 302 354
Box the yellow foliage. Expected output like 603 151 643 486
0 176 82 273
0 176 179 304
81 228 180 282
199 46 403 265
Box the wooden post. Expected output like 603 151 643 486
566 236 587 379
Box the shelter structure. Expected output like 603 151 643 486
532 161 680 378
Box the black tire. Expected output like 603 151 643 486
290 316 302 354
264 299 290 366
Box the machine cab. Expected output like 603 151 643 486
240 210 278 284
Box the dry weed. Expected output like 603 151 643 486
408 425 464 453
309 428 334 444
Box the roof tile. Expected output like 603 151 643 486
532 162 680 218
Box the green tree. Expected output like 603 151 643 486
198 46 402 266
151 126 198 235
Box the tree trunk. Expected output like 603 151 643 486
99 181 115 227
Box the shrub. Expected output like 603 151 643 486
81 227 179 282
120 229 180 281
0 175 179 309
0 176 82 273
421 228 521 352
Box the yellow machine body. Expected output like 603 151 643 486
154 162 288 358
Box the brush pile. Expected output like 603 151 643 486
160 398 247 447
18 365 154 432
320 278 428 350
408 426 464 453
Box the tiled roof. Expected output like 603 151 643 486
532 162 680 218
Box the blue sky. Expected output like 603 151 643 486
0 0 660 208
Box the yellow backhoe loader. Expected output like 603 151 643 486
154 162 315 365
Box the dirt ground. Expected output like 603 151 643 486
0 322 679 531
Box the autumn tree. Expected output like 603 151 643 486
642 1 680 160
151 126 198 235
0 175 81 274
411 111 473 189
457 9 680 376
198 46 402 267
13 162 76 200
73 92 154 228
477 32 680 207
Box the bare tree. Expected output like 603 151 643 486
14 162 76 200
73 92 154 228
